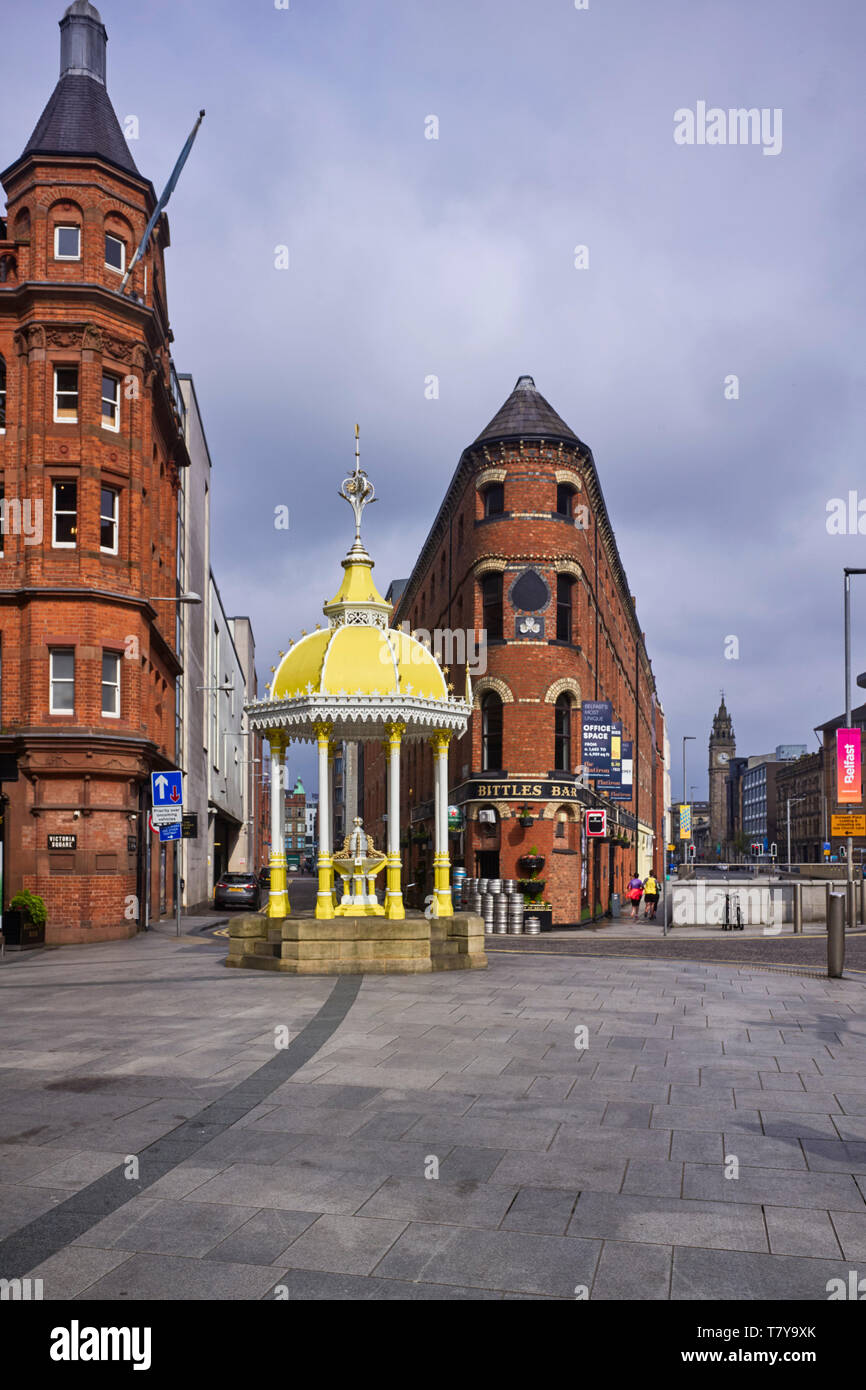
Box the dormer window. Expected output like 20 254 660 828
54 225 80 260
105 233 125 273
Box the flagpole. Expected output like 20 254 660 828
120 109 206 294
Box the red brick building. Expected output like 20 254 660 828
0 2 189 942
364 375 666 926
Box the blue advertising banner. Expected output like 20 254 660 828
595 720 623 791
581 700 612 775
611 740 634 801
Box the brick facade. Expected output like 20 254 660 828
363 376 666 926
0 6 189 942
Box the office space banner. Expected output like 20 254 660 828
581 701 612 775
595 721 622 791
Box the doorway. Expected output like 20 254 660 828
476 850 500 878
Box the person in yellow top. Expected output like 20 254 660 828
643 874 659 919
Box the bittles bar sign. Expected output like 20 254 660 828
836 728 862 805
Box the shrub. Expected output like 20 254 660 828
9 890 47 928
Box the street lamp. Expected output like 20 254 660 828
844 568 866 922
148 592 202 604
682 735 695 864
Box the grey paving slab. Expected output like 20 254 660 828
277 1213 407 1274
437 1146 507 1182
551 1125 672 1159
71 1196 260 1256
670 1131 724 1163
682 1162 866 1211
801 1139 866 1173
759 1112 848 1140
80 1251 284 1300
650 1105 761 1134
568 1191 768 1252
374 1220 601 1297
720 1134 807 1170
356 1176 518 1229
764 1206 843 1258
829 1211 866 1260
403 1113 559 1153
501 1186 578 1236
490 1149 627 1193
23 1244 133 1300
622 1160 684 1197
671 1246 852 1300
590 1239 673 1300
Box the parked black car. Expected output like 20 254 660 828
257 866 271 895
213 872 261 909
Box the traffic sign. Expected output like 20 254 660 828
151 805 182 827
159 821 181 842
151 770 183 808
831 814 866 837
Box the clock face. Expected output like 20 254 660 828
718 752 729 764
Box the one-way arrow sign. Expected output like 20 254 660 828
151 769 183 808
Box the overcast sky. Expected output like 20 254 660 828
5 0 866 797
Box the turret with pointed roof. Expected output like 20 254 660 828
473 374 581 448
3 2 142 183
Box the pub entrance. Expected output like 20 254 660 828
476 850 500 879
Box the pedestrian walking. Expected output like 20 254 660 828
643 873 659 919
626 873 644 920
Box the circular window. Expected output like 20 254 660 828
510 569 549 612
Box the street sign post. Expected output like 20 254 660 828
151 770 183 808
150 770 183 937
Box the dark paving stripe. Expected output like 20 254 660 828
0 973 362 1278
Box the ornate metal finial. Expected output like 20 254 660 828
339 423 376 554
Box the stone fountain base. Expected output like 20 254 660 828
224 910 487 975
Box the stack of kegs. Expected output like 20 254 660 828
482 893 496 934
524 914 541 935
479 878 489 895
452 867 466 906
492 893 509 934
464 878 481 915
507 895 525 934
502 879 517 896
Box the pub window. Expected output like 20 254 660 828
50 648 75 713
100 485 119 553
52 480 78 547
555 817 566 839
0 354 6 430
554 693 572 771
482 482 504 517
481 691 503 770
101 373 120 431
105 233 125 273
54 367 78 423
54 225 80 260
556 482 575 517
102 651 120 716
556 574 574 642
481 572 503 641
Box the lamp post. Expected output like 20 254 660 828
844 569 866 925
682 735 695 866
143 593 201 935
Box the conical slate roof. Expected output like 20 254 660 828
23 75 140 175
473 375 579 446
14 2 140 178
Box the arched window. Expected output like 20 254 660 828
0 355 6 431
554 693 571 771
481 572 503 640
556 483 575 517
481 692 503 770
556 574 574 642
482 482 504 517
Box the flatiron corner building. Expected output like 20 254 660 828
363 375 666 927
0 3 189 942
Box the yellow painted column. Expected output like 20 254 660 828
384 721 406 919
314 722 335 919
328 740 339 908
267 734 289 917
430 730 454 917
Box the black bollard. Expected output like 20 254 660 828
828 892 845 978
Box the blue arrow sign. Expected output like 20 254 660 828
159 821 182 842
151 770 183 807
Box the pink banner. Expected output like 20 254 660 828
837 727 862 805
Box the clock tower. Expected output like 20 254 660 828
708 695 735 856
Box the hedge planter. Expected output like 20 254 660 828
2 909 45 950
518 878 546 902
518 854 545 875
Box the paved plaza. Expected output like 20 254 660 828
1 928 865 1301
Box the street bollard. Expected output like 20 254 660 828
793 882 802 935
847 880 857 933
860 875 866 927
828 892 845 978
825 881 832 929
